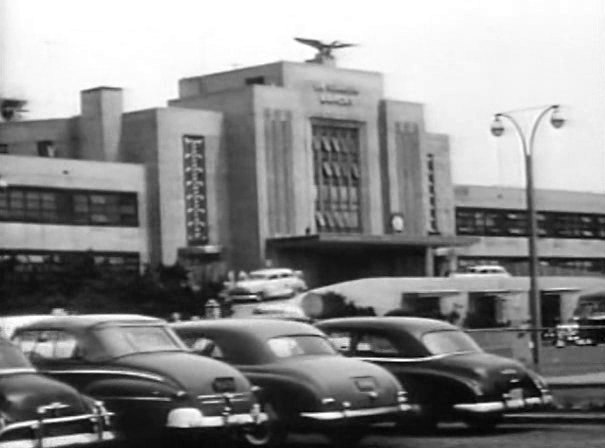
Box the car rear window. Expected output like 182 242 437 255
267 335 337 358
422 330 482 356
94 325 184 358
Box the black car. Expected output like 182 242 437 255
11 315 268 445
0 336 114 448
316 317 553 430
172 319 410 447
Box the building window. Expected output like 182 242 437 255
312 122 361 233
0 250 140 283
182 136 208 246
245 76 265 85
426 153 438 233
0 186 138 227
456 207 605 240
37 140 57 157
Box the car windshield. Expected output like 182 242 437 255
248 273 270 280
422 330 482 356
0 340 33 369
267 335 338 359
94 325 184 358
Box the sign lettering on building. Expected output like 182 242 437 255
182 136 209 246
312 83 359 107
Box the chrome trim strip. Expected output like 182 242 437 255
358 353 466 363
0 414 108 435
300 404 403 421
99 396 173 402
0 431 115 448
453 396 547 413
44 369 166 383
0 368 37 375
197 393 247 400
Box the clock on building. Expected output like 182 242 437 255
390 213 405 233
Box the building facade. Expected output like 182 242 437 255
1 59 605 289
454 185 605 277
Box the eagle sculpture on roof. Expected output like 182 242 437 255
294 37 357 65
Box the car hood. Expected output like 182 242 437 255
264 355 401 409
113 351 252 396
0 372 88 421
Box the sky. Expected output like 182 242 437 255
2 0 604 192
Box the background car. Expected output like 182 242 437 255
0 335 114 448
317 316 553 431
11 315 268 446
449 265 511 277
225 268 308 302
173 318 410 447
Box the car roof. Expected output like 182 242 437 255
14 314 163 332
316 316 458 338
172 318 322 339
249 268 294 276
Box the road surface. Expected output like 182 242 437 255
286 422 605 448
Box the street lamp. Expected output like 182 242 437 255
490 105 565 370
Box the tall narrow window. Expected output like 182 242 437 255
312 122 361 233
183 136 208 246
427 153 438 233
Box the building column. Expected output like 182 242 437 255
425 247 434 277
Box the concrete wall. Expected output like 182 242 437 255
78 87 123 161
179 62 285 97
119 109 160 265
156 108 225 266
379 100 427 236
0 118 77 158
170 90 259 270
0 154 149 262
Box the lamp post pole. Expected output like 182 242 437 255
490 105 565 370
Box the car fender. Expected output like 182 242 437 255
243 371 320 418
378 365 479 407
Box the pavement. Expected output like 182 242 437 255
545 371 605 387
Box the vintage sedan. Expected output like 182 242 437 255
0 335 114 448
172 318 410 447
11 315 268 445
225 268 307 302
316 317 553 430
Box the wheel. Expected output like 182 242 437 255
241 402 286 447
463 414 502 432
325 427 367 448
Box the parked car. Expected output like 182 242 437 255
172 318 410 447
11 315 269 445
225 268 307 302
0 335 115 447
316 316 553 430
449 265 511 277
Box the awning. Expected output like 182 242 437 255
267 233 478 250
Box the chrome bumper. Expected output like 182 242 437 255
166 408 268 429
453 394 553 414
0 431 115 448
0 412 115 448
300 403 411 421
196 413 268 428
